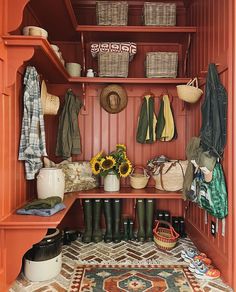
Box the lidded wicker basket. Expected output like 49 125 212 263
153 220 179 250
96 1 128 26
130 166 150 189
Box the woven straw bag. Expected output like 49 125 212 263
153 160 188 191
130 166 149 189
153 220 179 250
176 78 203 103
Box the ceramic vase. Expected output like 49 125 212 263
104 172 120 192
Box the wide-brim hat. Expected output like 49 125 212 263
41 80 60 115
100 84 128 114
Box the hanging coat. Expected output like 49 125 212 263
160 94 175 141
56 89 82 158
200 63 228 158
136 95 157 144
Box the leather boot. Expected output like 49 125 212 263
137 199 145 242
128 219 135 241
123 218 129 241
82 199 92 243
92 199 103 243
146 199 154 241
113 199 121 243
103 199 113 243
178 217 186 237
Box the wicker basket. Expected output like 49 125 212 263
176 78 203 103
153 220 179 250
144 2 176 26
146 52 178 78
130 166 150 189
153 160 188 192
96 1 128 26
98 51 129 77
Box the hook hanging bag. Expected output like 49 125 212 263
176 78 203 103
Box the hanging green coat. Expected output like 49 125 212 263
136 95 157 144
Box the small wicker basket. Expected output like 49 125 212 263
144 2 176 26
153 220 179 250
98 51 129 77
146 52 178 78
96 1 128 26
130 166 150 189
176 78 203 103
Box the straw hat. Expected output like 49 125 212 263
40 80 60 115
100 84 128 114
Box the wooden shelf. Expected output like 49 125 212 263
2 35 70 85
69 77 191 84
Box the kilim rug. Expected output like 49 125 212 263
69 264 203 292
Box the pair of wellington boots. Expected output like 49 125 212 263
82 199 103 243
136 199 155 242
123 218 135 241
103 199 122 243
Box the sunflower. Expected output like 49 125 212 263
116 144 126 151
90 159 101 175
101 156 116 170
91 150 104 163
119 160 132 177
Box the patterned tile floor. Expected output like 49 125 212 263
10 236 233 292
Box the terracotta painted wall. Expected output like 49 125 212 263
185 0 234 286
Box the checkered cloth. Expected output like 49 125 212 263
18 66 47 180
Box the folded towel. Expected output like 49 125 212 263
17 203 66 216
24 196 62 210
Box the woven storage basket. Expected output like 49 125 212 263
96 1 128 26
144 2 176 26
153 160 188 192
176 78 203 103
130 166 150 189
146 52 178 78
98 51 129 77
153 220 179 250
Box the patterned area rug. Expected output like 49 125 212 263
69 264 202 292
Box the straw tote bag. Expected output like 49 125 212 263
153 160 188 192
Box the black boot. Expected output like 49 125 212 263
146 199 154 241
178 217 186 238
82 199 92 243
113 199 121 243
123 218 129 241
92 199 103 243
172 216 180 235
137 199 145 242
103 199 113 243
128 219 135 241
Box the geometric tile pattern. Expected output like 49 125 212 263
10 237 233 292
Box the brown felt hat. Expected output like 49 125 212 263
100 84 128 114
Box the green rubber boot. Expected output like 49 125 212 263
146 199 154 241
123 218 129 241
128 219 135 241
113 199 121 243
92 199 103 243
103 199 113 243
137 199 145 242
82 199 93 243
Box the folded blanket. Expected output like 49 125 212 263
24 196 62 210
16 203 66 216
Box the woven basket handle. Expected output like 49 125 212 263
187 77 199 88
153 220 179 239
130 166 149 177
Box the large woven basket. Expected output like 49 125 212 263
153 220 179 250
144 2 176 26
98 52 129 77
146 52 178 78
153 160 188 192
130 166 150 189
96 1 128 26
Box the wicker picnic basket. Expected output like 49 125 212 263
153 160 188 192
96 1 128 26
129 166 150 189
153 220 179 250
144 2 176 26
98 51 129 77
146 52 178 78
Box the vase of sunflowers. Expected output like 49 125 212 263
90 144 132 192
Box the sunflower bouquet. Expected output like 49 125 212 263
90 144 132 178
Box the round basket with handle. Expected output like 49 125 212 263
153 220 179 250
129 166 149 189
176 78 203 103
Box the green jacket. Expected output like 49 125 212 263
56 89 82 158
